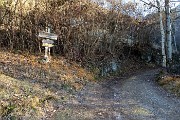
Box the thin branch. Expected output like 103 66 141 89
174 15 180 20
139 0 159 9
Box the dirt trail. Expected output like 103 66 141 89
53 69 180 120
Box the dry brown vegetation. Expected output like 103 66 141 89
0 0 154 64
157 71 180 96
0 74 58 119
0 50 94 90
0 0 159 78
0 49 95 119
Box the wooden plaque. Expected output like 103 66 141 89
39 31 58 40
42 43 54 47
42 39 54 44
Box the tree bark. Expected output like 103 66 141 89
165 0 172 68
156 0 167 67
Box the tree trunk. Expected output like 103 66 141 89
173 34 178 53
165 0 172 68
173 7 178 53
156 0 167 67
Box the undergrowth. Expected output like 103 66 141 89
0 50 95 119
0 50 95 91
157 70 180 96
0 74 58 119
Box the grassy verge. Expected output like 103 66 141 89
0 50 95 119
157 70 180 96
0 50 95 91
0 74 59 119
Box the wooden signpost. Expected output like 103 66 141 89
38 27 58 63
39 32 58 40
42 39 54 47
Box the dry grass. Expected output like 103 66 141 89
0 74 58 119
159 76 174 85
0 50 95 119
0 50 95 91
158 71 180 96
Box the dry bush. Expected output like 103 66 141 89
0 0 152 65
157 71 180 96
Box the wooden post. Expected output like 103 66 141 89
47 26 51 33
45 26 51 62
48 47 51 59
45 46 48 58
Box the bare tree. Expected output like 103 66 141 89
157 0 167 67
165 0 173 68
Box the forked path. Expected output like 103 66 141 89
53 69 180 120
